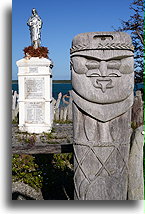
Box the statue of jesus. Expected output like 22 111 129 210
27 8 43 49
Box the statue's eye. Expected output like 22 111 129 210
86 60 100 69
107 61 121 69
108 69 121 77
108 73 121 77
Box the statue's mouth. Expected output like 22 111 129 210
87 75 114 93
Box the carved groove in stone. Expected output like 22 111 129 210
70 43 134 54
73 113 129 200
73 105 130 200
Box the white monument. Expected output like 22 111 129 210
16 9 53 133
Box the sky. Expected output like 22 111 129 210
12 0 133 80
0 2 144 213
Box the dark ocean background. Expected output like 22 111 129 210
12 82 72 100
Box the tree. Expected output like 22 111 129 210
116 0 144 83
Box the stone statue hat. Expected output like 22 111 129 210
70 32 134 54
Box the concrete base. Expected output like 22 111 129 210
16 57 53 134
19 124 52 134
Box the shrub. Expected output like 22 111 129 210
12 154 43 191
23 46 49 58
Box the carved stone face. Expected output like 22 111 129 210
71 50 134 104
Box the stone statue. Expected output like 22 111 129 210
27 8 43 49
70 32 143 200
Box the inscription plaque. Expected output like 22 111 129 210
29 67 38 73
25 102 44 124
25 77 44 99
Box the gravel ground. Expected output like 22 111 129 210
12 122 73 148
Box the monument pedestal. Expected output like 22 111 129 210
16 57 53 134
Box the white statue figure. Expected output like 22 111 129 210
27 8 43 48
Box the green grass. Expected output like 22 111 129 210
54 120 72 124
143 104 145 199
12 153 74 199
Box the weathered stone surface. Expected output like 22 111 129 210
67 90 73 121
12 91 19 121
71 31 135 200
60 107 64 120
132 90 143 128
54 92 62 120
63 107 68 121
12 182 43 200
12 123 73 154
128 126 144 200
53 91 73 121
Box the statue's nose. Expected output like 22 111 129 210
96 79 112 93
99 61 107 77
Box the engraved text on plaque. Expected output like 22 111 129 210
25 102 44 124
25 77 44 99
